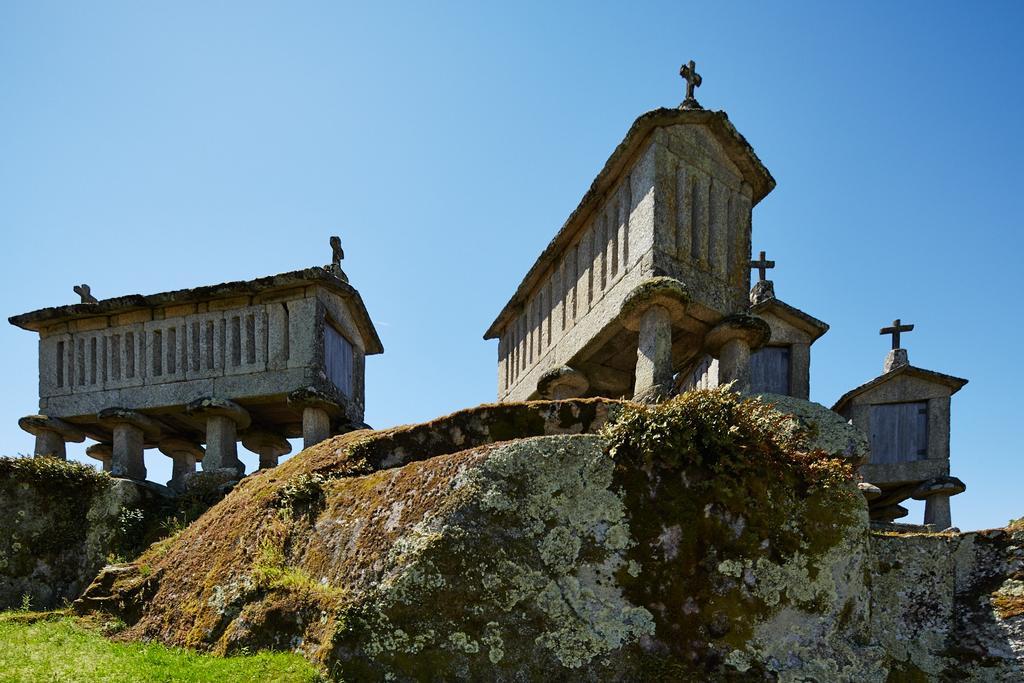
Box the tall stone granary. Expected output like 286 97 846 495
484 61 779 404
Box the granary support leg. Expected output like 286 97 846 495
924 495 952 529
111 423 146 480
205 416 243 474
718 338 752 390
288 388 347 450
35 430 66 459
618 277 690 403
85 443 113 473
636 305 674 399
241 430 292 470
18 415 85 460
302 407 331 450
158 438 204 492
704 315 771 394
97 408 162 481
186 398 251 477
912 476 965 530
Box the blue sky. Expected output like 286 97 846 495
1 2 1021 531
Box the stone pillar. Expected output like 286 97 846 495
302 407 331 449
924 495 952 529
186 398 251 477
241 430 292 469
636 305 674 398
704 314 771 394
97 408 162 481
537 366 590 400
912 476 965 530
112 423 146 480
288 388 346 450
18 415 85 460
619 277 690 403
158 438 205 491
85 443 113 473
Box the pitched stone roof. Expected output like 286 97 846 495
8 267 384 355
483 108 775 340
832 365 968 413
749 296 829 341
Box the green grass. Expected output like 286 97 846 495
0 611 323 682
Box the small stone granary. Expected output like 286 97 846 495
9 239 381 489
834 321 968 528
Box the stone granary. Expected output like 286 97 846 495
10 239 382 489
834 320 967 529
484 63 777 402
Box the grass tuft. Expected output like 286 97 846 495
0 611 322 682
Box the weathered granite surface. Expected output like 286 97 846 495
0 458 169 610
69 389 1022 679
0 457 239 611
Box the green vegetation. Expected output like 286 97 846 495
0 611 322 682
0 456 109 490
252 539 346 601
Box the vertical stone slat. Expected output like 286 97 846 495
676 163 692 262
693 172 710 267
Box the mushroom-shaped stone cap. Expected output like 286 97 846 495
537 366 590 400
241 430 292 458
157 437 205 461
18 415 86 442
186 397 252 430
858 481 882 501
97 407 163 438
911 475 966 500
704 314 771 354
287 387 346 418
872 503 909 520
85 443 113 462
620 277 689 331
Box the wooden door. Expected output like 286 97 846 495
869 402 928 464
749 346 790 395
324 324 354 397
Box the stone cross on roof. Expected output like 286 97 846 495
679 60 703 110
329 235 348 282
73 284 97 304
880 318 914 350
749 251 775 282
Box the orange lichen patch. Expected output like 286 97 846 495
992 593 1024 620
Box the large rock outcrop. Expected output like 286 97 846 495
75 390 1024 680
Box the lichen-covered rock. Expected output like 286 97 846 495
754 392 870 464
0 457 171 610
72 390 1024 679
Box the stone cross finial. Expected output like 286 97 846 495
73 284 97 304
749 251 775 282
880 318 914 350
679 60 703 110
330 235 345 268
329 235 349 282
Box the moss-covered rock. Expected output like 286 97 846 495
0 456 222 611
67 390 1024 679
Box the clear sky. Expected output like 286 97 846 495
1 2 1021 531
